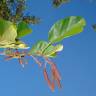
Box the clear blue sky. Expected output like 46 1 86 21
0 0 96 96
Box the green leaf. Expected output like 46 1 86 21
0 19 29 49
29 41 48 56
0 40 29 49
0 19 17 46
48 53 57 57
17 21 32 38
29 41 63 58
13 40 29 49
43 44 63 57
48 16 86 43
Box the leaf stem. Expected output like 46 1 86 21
42 42 52 54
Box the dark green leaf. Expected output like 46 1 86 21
17 21 32 38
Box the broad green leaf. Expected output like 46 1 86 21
43 44 63 57
29 41 48 56
48 53 57 57
17 21 32 38
29 41 63 58
48 16 86 43
0 19 17 45
0 19 29 49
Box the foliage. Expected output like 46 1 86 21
0 0 40 24
29 41 63 58
0 19 17 43
29 16 86 58
0 19 29 49
48 16 86 43
0 0 87 92
17 21 32 39
53 0 70 7
28 16 86 91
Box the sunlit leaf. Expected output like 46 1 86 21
48 16 86 43
12 40 29 49
29 41 63 57
29 41 48 56
0 40 29 49
0 19 17 44
17 21 32 38
0 19 29 49
43 44 63 57
49 53 57 57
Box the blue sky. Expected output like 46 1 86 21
0 0 96 96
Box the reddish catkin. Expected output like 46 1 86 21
5 56 13 60
51 81 55 91
19 58 23 65
51 64 61 88
51 65 56 80
51 63 61 80
55 76 62 88
43 68 55 91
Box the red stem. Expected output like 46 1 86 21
31 55 42 67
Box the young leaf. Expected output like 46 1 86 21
0 19 29 49
43 44 63 57
0 19 17 44
0 39 29 49
48 16 86 43
29 41 49 56
17 21 32 38
29 41 63 58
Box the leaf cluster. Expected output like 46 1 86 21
53 0 70 7
29 16 86 58
0 0 40 24
0 16 86 58
0 1 87 58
